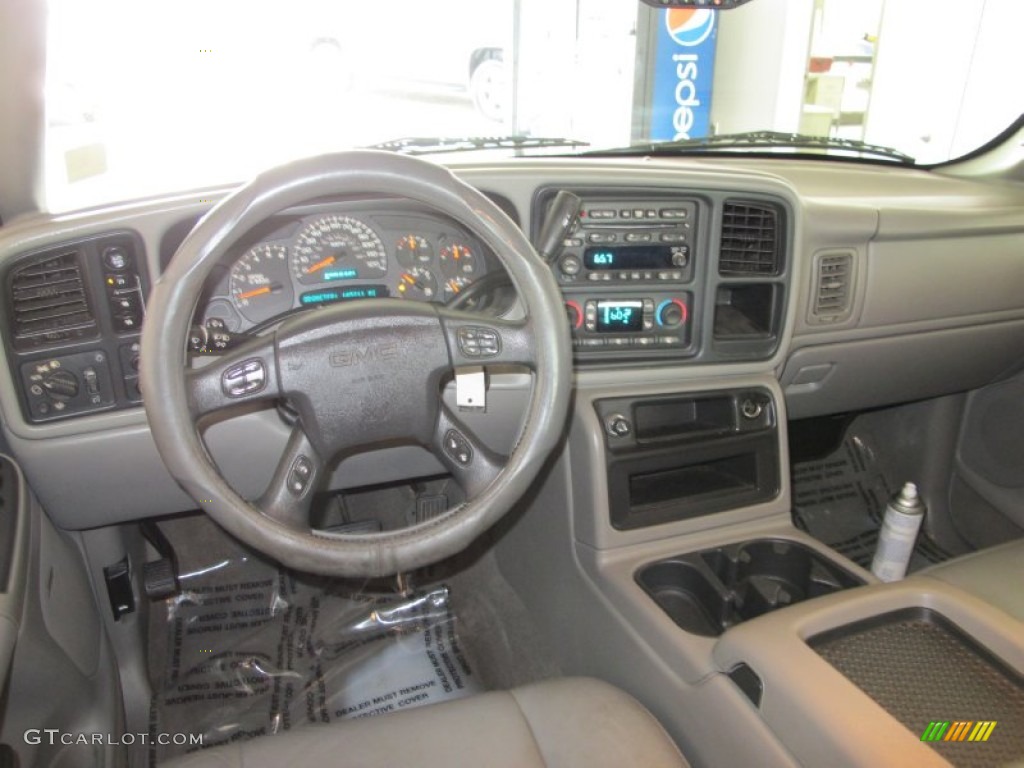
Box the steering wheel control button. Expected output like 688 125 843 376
456 326 500 359
287 455 314 495
443 430 473 466
221 359 267 398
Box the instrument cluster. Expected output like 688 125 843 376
198 207 491 334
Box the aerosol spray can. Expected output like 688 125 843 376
870 482 926 582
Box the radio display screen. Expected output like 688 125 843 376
596 300 643 333
584 245 679 270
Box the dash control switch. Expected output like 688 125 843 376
21 351 116 422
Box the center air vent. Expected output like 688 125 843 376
9 250 97 350
719 201 783 277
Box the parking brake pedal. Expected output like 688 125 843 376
141 522 180 600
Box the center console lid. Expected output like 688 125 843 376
712 578 1024 767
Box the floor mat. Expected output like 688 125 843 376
792 432 955 571
146 542 481 765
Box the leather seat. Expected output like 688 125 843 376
163 677 688 768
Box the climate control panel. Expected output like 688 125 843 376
565 291 693 355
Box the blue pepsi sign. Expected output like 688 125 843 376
648 8 718 141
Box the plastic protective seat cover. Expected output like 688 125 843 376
160 676 688 768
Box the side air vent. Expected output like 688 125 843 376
9 250 97 350
811 251 854 323
719 201 783 276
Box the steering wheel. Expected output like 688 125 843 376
140 151 571 578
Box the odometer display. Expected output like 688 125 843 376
291 215 388 284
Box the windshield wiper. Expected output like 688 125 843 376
582 130 915 164
366 135 589 156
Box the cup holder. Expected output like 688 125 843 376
636 538 864 637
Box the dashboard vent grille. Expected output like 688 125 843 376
9 250 96 346
813 251 854 322
719 201 783 276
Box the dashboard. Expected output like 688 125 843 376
2 156 1024 533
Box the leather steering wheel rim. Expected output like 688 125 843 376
140 151 571 578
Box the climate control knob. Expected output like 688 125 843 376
565 300 584 330
42 369 80 401
656 299 688 329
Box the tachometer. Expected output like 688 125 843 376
229 244 294 324
291 215 388 284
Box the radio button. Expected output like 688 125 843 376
646 209 658 218
588 273 601 281
642 271 654 280
588 233 617 243
633 209 645 219
563 237 583 247
560 255 581 275
660 208 688 219
588 209 615 219
625 233 651 243
619 209 632 219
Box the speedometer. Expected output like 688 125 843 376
291 215 388 285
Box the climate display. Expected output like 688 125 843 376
584 246 679 271
596 300 643 332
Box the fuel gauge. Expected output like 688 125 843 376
397 267 438 301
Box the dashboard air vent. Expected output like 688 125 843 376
719 201 783 276
812 251 854 322
9 250 96 349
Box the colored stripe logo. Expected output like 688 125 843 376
921 721 997 742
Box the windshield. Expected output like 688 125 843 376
44 0 1023 211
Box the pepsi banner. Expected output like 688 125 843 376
648 8 718 141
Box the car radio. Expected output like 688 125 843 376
553 198 697 285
